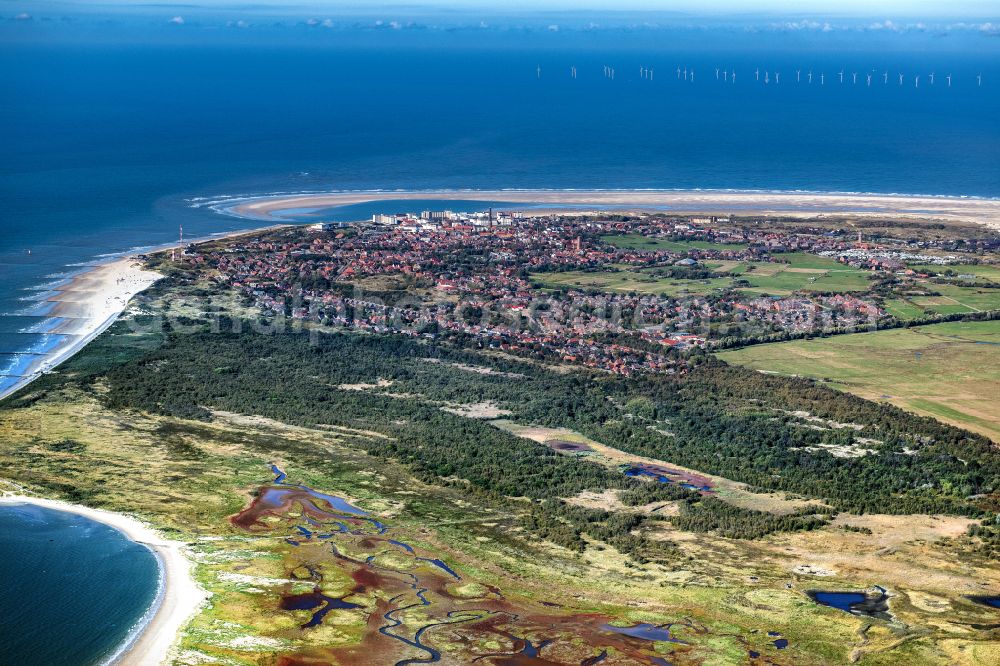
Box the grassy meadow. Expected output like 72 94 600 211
532 252 872 297
907 264 1000 282
600 234 748 252
530 269 733 296
717 320 1000 440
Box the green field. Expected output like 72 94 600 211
594 240 873 296
882 298 927 320
738 261 871 295
534 253 872 297
733 254 872 295
717 320 1000 440
907 264 1000 282
886 283 1000 318
531 269 733 296
601 234 748 252
775 253 849 270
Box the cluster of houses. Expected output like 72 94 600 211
817 248 958 271
732 294 883 334
182 210 987 376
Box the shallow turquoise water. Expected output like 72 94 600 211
0 502 160 666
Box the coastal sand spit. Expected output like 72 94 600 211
228 189 1000 230
0 495 208 666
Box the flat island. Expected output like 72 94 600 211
2 200 999 665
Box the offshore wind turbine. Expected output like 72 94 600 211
723 69 728 81
716 67 720 80
820 73 825 85
899 72 904 85
883 71 889 84
732 70 736 83
537 65 541 79
839 69 844 83
690 69 695 82
796 69 801 82
775 72 780 84
947 73 952 87
764 71 769 84
852 72 858 84
866 73 872 86
755 67 760 81
915 74 920 88
808 70 813 84
978 73 983 87
929 72 935 85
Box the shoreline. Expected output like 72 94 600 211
0 495 207 666
0 258 164 401
222 188 1000 230
0 225 288 403
5 187 999 405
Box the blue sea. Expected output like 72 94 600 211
0 10 998 392
0 502 160 665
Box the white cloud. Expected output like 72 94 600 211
763 18 982 34
768 19 836 32
773 20 822 30
868 19 900 31
168 15 184 25
547 24 559 32
14 12 32 21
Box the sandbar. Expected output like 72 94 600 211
225 189 1000 230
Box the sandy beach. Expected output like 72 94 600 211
1 225 290 403
227 189 1000 231
0 495 207 666
0 258 162 401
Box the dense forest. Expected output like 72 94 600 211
13 312 996 557
669 498 830 539
83 325 999 520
